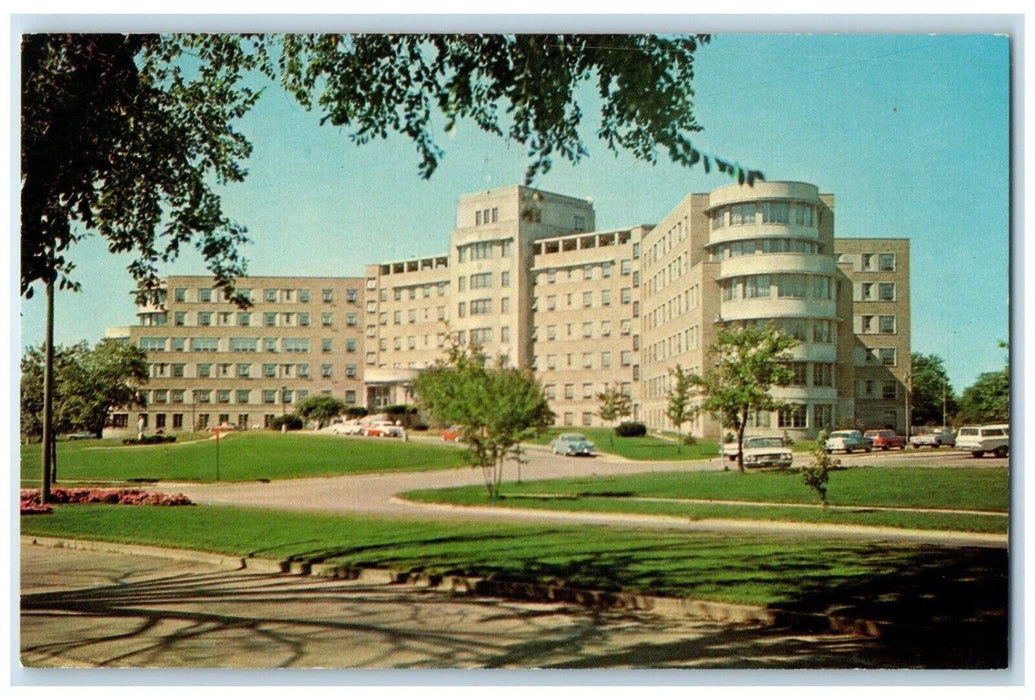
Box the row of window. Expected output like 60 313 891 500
537 260 623 285
474 206 499 226
457 271 509 291
859 315 897 334
173 287 353 304
709 237 822 261
711 201 818 230
143 387 309 406
537 350 633 371
857 379 900 400
457 239 513 261
140 336 355 353
535 288 634 311
171 310 356 328
543 382 634 402
457 298 505 317
645 326 700 366
534 318 635 340
150 361 356 380
720 274 836 302
842 252 897 273
857 282 898 302
382 282 449 302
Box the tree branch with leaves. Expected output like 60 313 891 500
689 323 797 472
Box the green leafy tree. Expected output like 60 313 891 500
801 430 839 509
666 364 698 454
295 395 347 428
690 324 798 472
910 353 958 427
956 341 1009 425
597 383 632 444
414 340 554 499
21 340 148 441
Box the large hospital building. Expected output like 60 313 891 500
104 180 910 440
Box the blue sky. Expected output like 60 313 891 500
16 32 1012 392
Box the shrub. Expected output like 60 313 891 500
122 435 176 445
269 415 304 431
412 423 429 431
20 488 194 509
614 421 648 437
344 406 369 419
682 434 698 446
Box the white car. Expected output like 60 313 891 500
955 424 1009 458
737 436 794 468
824 430 872 454
331 421 366 436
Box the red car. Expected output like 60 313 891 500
864 429 907 450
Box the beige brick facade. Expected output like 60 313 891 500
106 182 909 439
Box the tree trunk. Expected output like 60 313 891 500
40 275 54 504
736 412 747 473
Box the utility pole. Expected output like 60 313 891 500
40 273 54 505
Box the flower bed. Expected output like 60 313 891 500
20 488 194 515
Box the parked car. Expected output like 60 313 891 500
955 424 1009 458
825 430 872 454
551 433 596 457
66 432 96 441
909 427 956 449
864 429 907 450
365 422 404 438
736 436 794 468
331 421 366 436
440 426 463 442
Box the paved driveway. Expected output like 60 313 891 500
20 542 898 670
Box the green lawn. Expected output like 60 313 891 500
402 467 1010 533
19 432 467 485
532 427 719 461
19 504 1006 613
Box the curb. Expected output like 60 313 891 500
21 535 892 639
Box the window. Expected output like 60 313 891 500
264 337 279 353
217 389 230 404
283 338 310 353
191 337 218 352
174 311 186 326
235 312 250 327
345 390 357 404
776 274 806 298
730 203 755 226
862 253 875 271
321 363 333 378
470 272 492 289
196 363 211 378
264 289 277 303
780 319 808 342
172 363 185 378
582 352 593 369
582 322 593 338
813 320 832 343
237 390 251 404
620 319 632 336
322 288 333 303
174 287 187 302
601 289 612 306
345 338 357 353
470 299 492 315
812 276 832 299
230 337 258 352
263 390 277 404
621 350 632 366
879 283 896 301
601 320 611 337
236 363 251 378
882 381 898 399
762 201 790 224
861 282 874 300
298 363 310 378
582 383 593 399
789 363 807 386
263 363 277 378
153 390 168 404
471 328 492 345
140 337 167 352
879 253 896 271
861 315 874 334
263 312 277 327
621 288 632 304
199 288 212 302
813 363 834 387
299 312 310 327
172 337 185 351
879 315 896 334
321 338 333 353
583 291 593 308
778 404 807 428
794 203 815 227
812 404 833 429
744 275 771 298
500 270 510 287
880 348 897 366
500 326 510 343
601 351 611 369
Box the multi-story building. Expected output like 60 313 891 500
105 276 366 434
105 182 910 440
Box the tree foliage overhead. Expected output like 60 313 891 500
272 33 760 185
22 32 760 305
21 33 259 304
414 340 554 499
909 353 958 426
690 323 797 472
21 339 149 439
